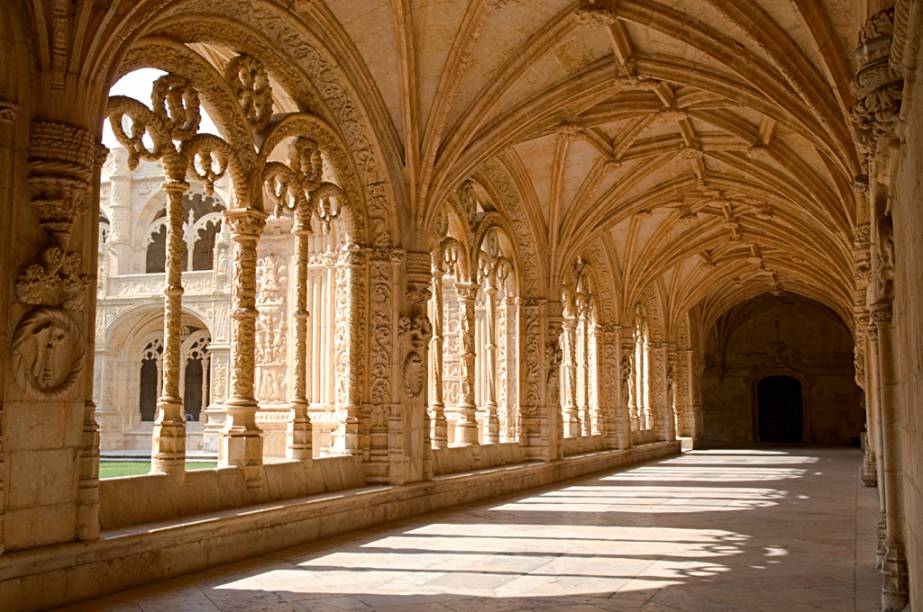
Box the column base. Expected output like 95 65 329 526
861 462 878 487
877 512 888 569
286 401 313 463
485 405 500 444
432 411 448 450
152 397 186 478
454 404 479 446
881 540 909 612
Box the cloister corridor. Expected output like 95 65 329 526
66 449 879 612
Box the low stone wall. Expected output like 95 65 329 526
562 434 607 456
0 441 679 610
432 442 524 475
100 455 365 530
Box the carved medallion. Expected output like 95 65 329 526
12 307 86 399
402 351 426 398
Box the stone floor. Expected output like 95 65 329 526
67 448 881 611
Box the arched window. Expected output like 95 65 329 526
181 330 211 422
475 228 520 444
561 258 599 439
145 193 225 273
427 183 522 449
632 303 653 433
138 338 163 422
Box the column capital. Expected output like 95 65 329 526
224 208 268 238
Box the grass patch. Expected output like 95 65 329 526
99 461 218 479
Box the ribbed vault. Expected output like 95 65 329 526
314 0 864 325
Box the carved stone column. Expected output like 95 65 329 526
12 118 99 547
595 323 621 449
221 208 266 487
578 300 592 437
616 338 638 449
482 267 500 444
561 315 580 438
871 303 909 611
454 281 480 446
520 298 549 460
546 307 565 460
151 158 189 477
622 340 639 437
866 321 888 568
430 251 448 449
333 243 365 455
287 207 312 462
399 251 433 482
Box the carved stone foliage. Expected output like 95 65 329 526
400 313 432 399
13 119 102 399
12 307 86 399
255 253 288 402
226 54 273 132
850 8 903 155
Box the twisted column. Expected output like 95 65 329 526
152 158 189 477
430 252 448 449
221 208 266 487
287 207 312 461
454 281 480 445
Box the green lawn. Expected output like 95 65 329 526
99 461 218 479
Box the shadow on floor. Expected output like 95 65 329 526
63 448 882 612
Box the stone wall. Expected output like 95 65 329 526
701 295 862 445
892 38 923 611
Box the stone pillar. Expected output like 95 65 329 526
520 298 549 460
595 323 621 449
620 342 636 448
483 269 500 444
399 251 433 482
871 304 909 610
430 251 448 449
105 149 134 274
221 208 266 487
333 244 365 455
360 247 395 483
151 158 188 477
866 321 888 567
287 208 312 462
561 315 580 437
578 303 592 437
10 118 100 549
651 342 672 441
454 281 480 446
546 305 565 460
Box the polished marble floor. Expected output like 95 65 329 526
68 448 880 611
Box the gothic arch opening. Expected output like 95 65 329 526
699 293 861 446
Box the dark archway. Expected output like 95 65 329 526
757 376 803 443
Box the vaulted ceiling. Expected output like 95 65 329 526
317 0 865 328
11 0 866 331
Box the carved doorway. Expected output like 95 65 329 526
757 375 803 443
